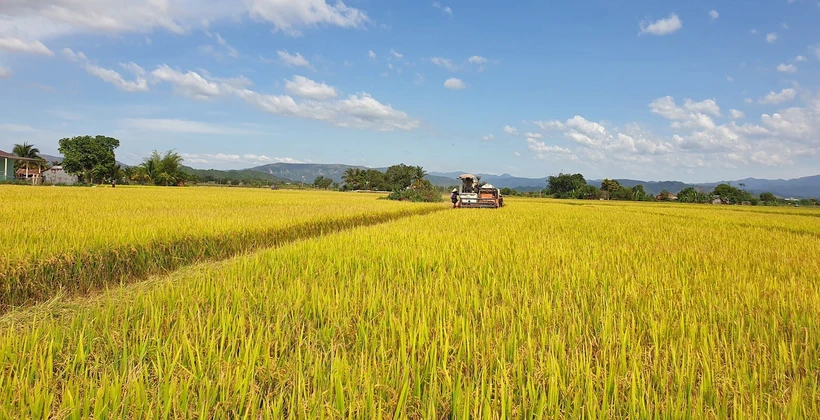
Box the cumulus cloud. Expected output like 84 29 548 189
527 138 574 159
246 0 369 36
729 109 745 120
284 75 338 100
443 78 465 90
368 50 377 60
777 63 797 73
278 50 311 67
709 10 719 20
766 33 777 43
683 98 721 116
0 37 54 55
503 125 519 135
639 13 682 36
0 65 12 79
468 56 489 71
523 132 542 139
150 65 221 100
795 55 806 62
63 48 149 92
758 88 796 105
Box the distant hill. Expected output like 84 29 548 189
250 163 364 184
181 166 293 184
207 162 820 198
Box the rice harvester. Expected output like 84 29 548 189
456 174 504 209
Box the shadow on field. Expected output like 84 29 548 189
1 206 446 313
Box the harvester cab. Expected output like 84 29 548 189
457 174 504 209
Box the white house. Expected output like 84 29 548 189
43 166 77 185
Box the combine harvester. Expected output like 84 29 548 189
456 174 504 209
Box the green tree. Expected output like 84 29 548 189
12 142 45 171
313 175 333 189
58 135 120 184
600 179 621 194
139 150 186 186
711 184 752 205
578 184 601 200
631 184 651 201
546 173 587 198
759 192 777 204
385 164 417 191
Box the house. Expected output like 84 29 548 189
16 167 42 183
0 150 43 182
655 192 678 201
43 165 77 185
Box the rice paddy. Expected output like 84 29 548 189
1 187 818 418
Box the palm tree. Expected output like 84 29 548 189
12 142 44 171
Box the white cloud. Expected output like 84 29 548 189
390 49 404 59
431 57 459 71
782 23 790 30
777 63 797 73
482 134 495 141
503 125 518 135
182 152 304 165
750 29 758 34
245 0 369 36
709 10 719 20
534 120 565 130
62 48 149 92
414 73 424 85
432 2 453 16
729 109 745 120
368 50 377 60
120 118 259 135
284 75 338 100
151 65 221 100
0 37 54 55
726 76 734 82
0 65 12 79
214 33 238 58
639 13 682 36
766 33 777 43
514 152 521 157
813 45 820 60
527 138 574 159
443 78 465 90
277 50 311 67
795 55 807 62
523 132 542 139
758 88 796 105
467 55 488 71
333 93 420 131
683 98 721 117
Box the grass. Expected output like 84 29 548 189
1 191 818 417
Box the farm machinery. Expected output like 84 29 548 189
456 174 504 209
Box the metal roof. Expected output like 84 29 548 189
0 150 42 161
458 173 477 179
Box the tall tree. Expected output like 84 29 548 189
546 173 587 198
58 135 120 184
12 142 44 171
139 150 186 186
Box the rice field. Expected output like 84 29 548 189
1 187 819 418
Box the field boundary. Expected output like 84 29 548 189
0 205 447 312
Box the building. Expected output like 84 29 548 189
16 167 43 184
43 165 77 185
655 192 678 201
0 150 43 182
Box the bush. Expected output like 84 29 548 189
386 188 443 203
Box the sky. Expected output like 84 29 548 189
0 0 818 182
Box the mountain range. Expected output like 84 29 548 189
249 163 820 198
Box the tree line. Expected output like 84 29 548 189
536 173 817 206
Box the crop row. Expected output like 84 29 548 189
1 199 818 417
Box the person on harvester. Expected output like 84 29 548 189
450 188 459 208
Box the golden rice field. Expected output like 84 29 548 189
1 186 819 418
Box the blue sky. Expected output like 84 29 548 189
0 0 818 182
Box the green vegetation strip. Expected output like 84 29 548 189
0 206 446 312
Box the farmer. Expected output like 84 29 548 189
450 188 459 208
